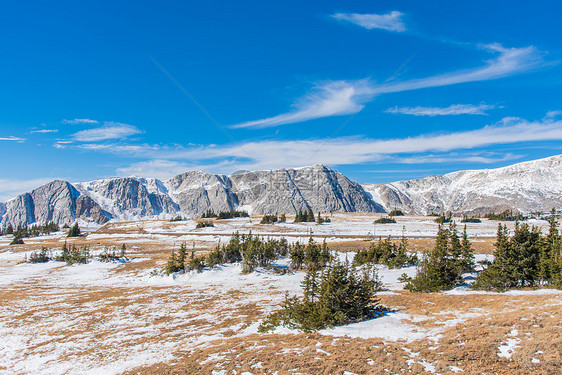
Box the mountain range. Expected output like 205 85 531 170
1 155 561 228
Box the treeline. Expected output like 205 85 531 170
201 210 249 219
294 208 330 224
484 209 527 221
27 243 128 265
1 222 60 238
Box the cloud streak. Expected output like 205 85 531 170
0 136 25 142
386 103 495 116
231 80 373 129
62 118 99 125
332 11 407 32
72 123 142 142
231 44 544 128
30 129 59 134
84 115 562 177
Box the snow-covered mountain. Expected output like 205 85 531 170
2 156 562 228
0 165 383 227
363 154 562 215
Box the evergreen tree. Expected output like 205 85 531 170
67 223 81 237
259 258 382 332
405 224 460 292
307 207 315 222
459 225 476 273
474 223 543 291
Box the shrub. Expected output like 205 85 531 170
389 209 405 217
260 214 278 224
10 236 24 245
196 220 214 229
375 217 396 224
461 215 481 223
28 247 51 263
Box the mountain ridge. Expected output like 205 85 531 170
0 165 383 227
2 155 562 228
363 154 562 215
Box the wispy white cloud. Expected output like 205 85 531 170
0 136 25 142
332 11 407 32
30 129 59 134
386 103 495 116
103 115 562 174
71 123 142 142
231 44 544 128
395 152 521 164
545 110 562 119
62 118 99 125
232 80 372 129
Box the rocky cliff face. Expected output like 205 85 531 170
0 165 383 227
0 180 111 228
76 178 179 220
363 155 562 215
230 165 381 214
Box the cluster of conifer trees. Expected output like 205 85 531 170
259 257 383 332
405 223 475 292
473 212 562 290
2 222 61 244
164 233 290 275
26 242 127 265
405 212 562 292
163 233 384 332
200 210 249 219
293 208 316 223
353 236 418 269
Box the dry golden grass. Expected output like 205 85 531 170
0 216 559 374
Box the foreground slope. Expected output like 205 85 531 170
364 154 562 215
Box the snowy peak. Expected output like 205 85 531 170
364 154 562 215
0 164 382 227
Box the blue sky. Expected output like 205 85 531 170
1 0 562 200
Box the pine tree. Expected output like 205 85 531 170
307 207 315 222
67 223 80 237
177 243 187 271
405 224 458 292
459 225 476 273
474 223 542 290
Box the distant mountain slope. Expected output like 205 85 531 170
0 165 383 227
363 155 562 215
